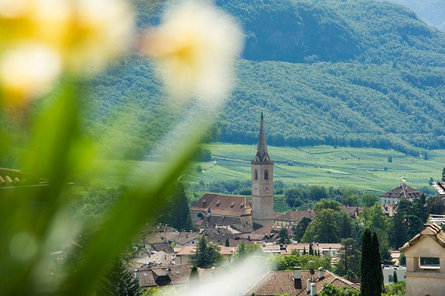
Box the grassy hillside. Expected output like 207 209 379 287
187 144 443 194
93 144 444 195
85 0 445 159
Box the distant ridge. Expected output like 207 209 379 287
87 0 445 159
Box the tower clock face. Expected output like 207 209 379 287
264 185 270 192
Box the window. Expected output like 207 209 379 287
419 257 440 270
264 169 269 180
254 169 258 180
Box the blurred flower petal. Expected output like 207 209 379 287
140 0 244 104
0 43 61 105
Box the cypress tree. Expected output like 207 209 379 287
309 243 314 255
360 229 372 296
225 238 230 247
303 247 307 255
371 232 383 294
393 270 398 283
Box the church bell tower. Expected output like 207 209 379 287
251 112 274 227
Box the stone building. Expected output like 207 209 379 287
400 223 445 296
380 184 423 216
191 112 274 229
190 193 253 230
251 112 274 227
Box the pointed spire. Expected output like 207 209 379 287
254 111 270 162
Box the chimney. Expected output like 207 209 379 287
293 267 302 289
310 283 317 296
306 279 311 294
318 267 324 280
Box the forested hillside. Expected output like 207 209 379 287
385 0 445 31
87 0 445 159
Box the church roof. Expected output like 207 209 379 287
253 112 272 163
191 193 252 217
380 184 423 199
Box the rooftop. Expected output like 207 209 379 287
380 184 423 199
191 193 252 217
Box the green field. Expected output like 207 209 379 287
92 143 445 196
186 143 445 194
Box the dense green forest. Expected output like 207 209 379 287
86 0 445 159
385 0 445 31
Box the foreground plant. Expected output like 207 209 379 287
0 0 243 295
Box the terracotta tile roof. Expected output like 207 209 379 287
380 184 423 199
197 216 254 233
246 270 359 296
136 264 195 287
274 210 315 223
173 232 199 246
340 206 362 217
400 223 445 252
191 193 252 217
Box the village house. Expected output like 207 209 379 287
380 184 424 216
400 223 445 296
174 245 236 265
382 265 406 284
274 210 315 227
190 193 253 231
245 267 359 296
284 243 342 258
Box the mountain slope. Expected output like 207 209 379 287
385 0 445 31
87 0 445 158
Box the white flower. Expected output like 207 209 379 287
140 0 244 104
0 43 62 105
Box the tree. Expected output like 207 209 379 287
371 232 383 294
303 209 340 243
361 194 379 207
309 243 314 255
388 211 409 249
234 241 263 261
278 228 291 244
399 253 406 265
233 241 247 260
335 238 360 280
303 247 307 255
190 265 199 282
393 270 398 283
293 217 311 241
97 260 142 296
191 235 224 268
157 183 193 231
319 283 359 296
225 238 230 247
427 196 445 215
360 229 382 296
314 199 341 214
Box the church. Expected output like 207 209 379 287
190 112 275 231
